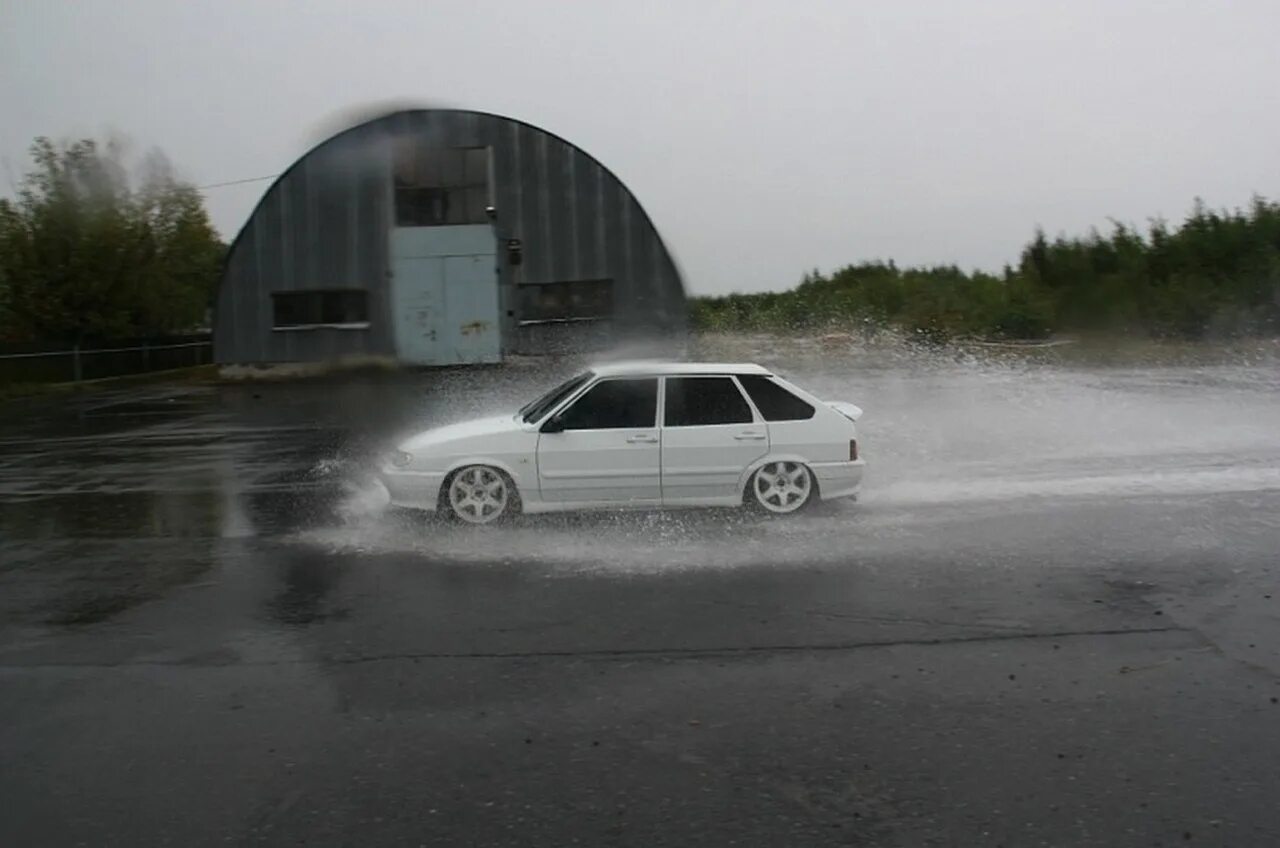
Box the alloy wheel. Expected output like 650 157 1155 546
447 466 511 524
751 461 813 514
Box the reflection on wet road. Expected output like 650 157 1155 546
2 347 1280 846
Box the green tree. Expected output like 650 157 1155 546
0 137 224 343
691 194 1280 341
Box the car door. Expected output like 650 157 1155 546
660 375 769 504
536 377 661 504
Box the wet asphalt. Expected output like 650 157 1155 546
2 353 1280 847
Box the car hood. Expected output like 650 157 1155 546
399 414 526 453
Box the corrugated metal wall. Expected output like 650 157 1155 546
214 110 687 364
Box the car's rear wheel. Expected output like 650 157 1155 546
749 461 815 515
444 465 517 525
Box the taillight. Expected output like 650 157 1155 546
849 439 858 461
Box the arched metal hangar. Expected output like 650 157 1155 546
214 109 686 365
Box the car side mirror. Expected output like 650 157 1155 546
540 415 565 434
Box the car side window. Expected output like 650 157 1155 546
737 375 815 421
664 377 753 427
557 378 657 430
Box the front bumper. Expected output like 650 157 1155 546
809 459 866 500
379 466 447 511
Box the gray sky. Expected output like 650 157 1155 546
3 0 1278 295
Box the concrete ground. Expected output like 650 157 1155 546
2 356 1279 847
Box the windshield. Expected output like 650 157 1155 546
518 371 593 422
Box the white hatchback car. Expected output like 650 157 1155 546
380 362 865 524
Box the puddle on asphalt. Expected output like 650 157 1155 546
265 556 351 626
5 340 1280 617
0 487 344 541
80 400 200 417
40 554 212 626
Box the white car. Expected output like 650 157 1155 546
380 362 865 524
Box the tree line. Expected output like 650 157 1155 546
692 197 1280 340
0 137 224 345
3 134 1276 345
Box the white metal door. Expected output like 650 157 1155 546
660 376 769 503
536 377 661 504
389 225 499 365
537 430 661 503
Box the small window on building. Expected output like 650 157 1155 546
272 290 369 329
518 280 614 324
393 145 490 227
664 377 753 427
558 378 658 430
737 375 815 421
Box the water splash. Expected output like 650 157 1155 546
283 337 1280 575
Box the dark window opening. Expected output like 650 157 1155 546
518 279 614 324
272 290 369 329
393 145 489 227
664 377 753 427
738 374 815 421
558 378 658 430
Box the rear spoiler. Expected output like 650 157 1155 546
826 401 863 422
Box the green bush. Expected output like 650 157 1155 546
691 196 1280 340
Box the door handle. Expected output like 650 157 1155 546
626 434 659 444
734 431 766 441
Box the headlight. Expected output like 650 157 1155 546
390 450 413 468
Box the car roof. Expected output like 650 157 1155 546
589 360 771 378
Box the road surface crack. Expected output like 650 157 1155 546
0 624 1196 669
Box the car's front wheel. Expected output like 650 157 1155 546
749 461 815 515
444 465 517 525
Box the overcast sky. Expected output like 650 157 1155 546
3 0 1278 294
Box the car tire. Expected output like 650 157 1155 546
442 465 519 525
747 461 816 516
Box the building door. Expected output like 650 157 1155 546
388 145 499 365
389 225 500 365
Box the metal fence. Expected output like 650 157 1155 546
0 336 212 385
